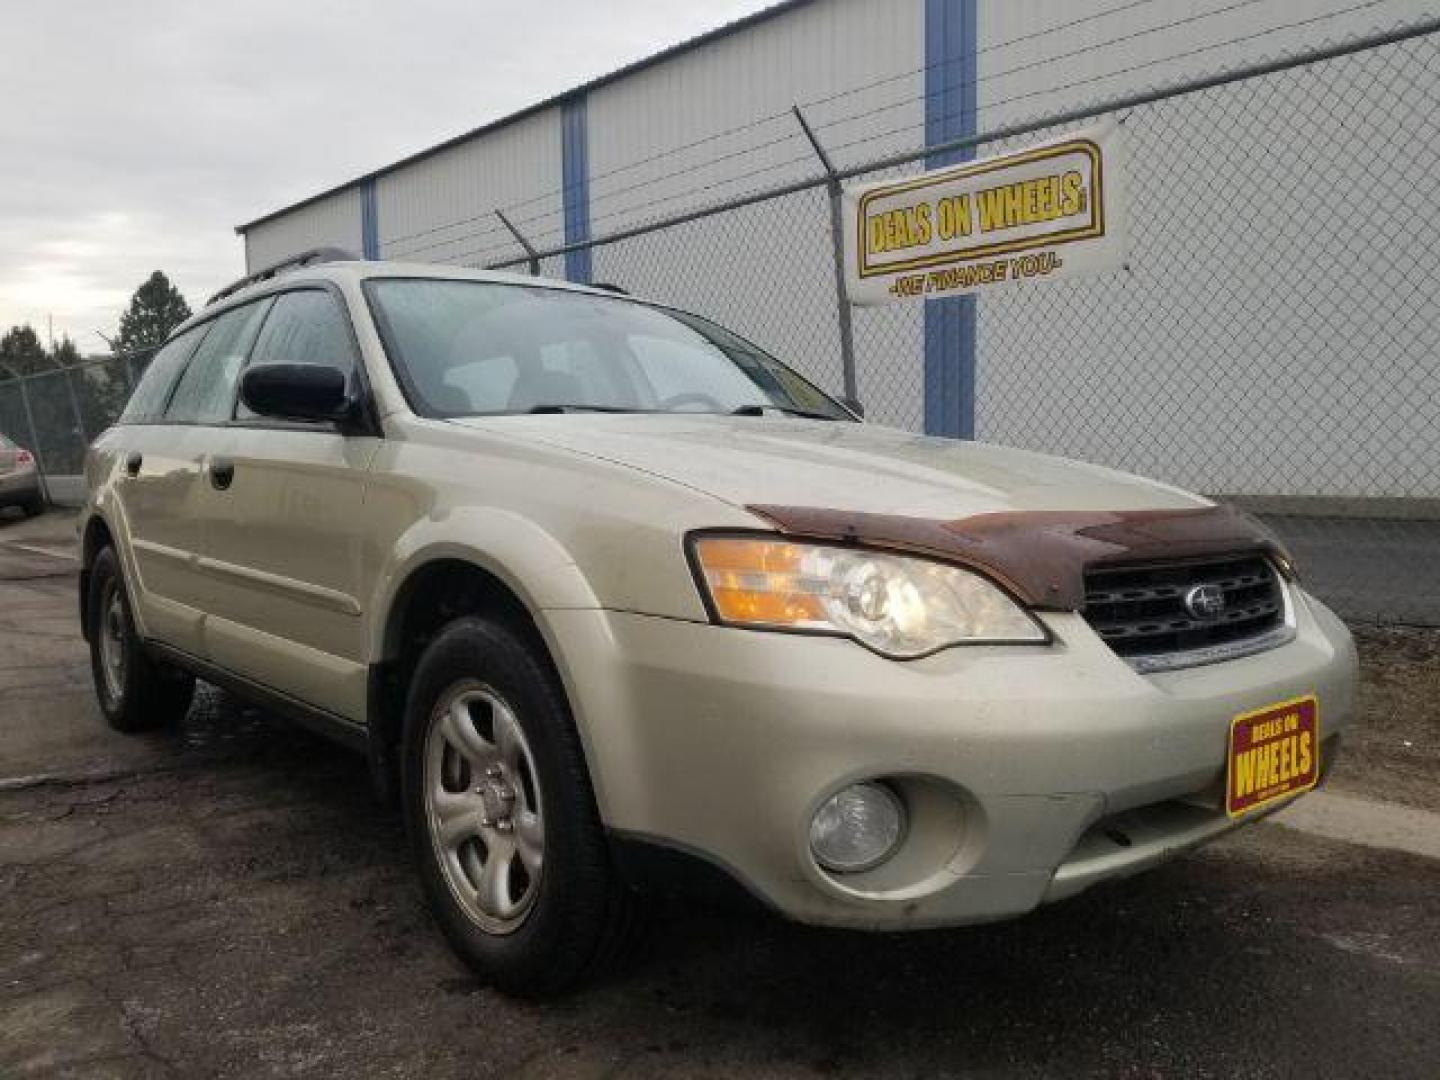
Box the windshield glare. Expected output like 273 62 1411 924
366 279 851 420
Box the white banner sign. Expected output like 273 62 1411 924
843 120 1127 305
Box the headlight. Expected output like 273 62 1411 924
690 536 1047 658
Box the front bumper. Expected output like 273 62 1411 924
546 587 1357 929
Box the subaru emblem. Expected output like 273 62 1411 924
1183 583 1227 621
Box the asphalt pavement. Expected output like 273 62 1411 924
1260 514 1440 626
2 509 1437 1079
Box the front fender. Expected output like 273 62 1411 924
364 506 601 662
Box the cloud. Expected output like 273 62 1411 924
0 0 773 351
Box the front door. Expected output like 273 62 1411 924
196 288 379 722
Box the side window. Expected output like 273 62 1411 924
247 290 356 374
164 301 271 424
239 290 358 420
118 325 208 424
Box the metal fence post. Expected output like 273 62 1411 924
62 365 87 444
15 376 52 506
495 210 542 276
792 105 859 407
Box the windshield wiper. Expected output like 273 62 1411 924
729 404 843 421
524 403 843 420
526 404 650 414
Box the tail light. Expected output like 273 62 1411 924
16 450 33 465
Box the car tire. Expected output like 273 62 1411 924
22 497 44 518
401 616 638 997
87 545 195 732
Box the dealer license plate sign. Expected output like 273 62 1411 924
1227 695 1320 818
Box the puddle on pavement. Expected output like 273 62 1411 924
174 684 336 764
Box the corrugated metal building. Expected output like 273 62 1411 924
237 0 1438 501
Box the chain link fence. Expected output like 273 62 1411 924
9 22 1437 626
487 20 1440 626
0 352 150 505
956 29 1440 626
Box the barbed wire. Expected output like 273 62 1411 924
378 0 1182 252
820 0 1399 162
405 2 1410 270
811 0 1393 151
379 0 1278 255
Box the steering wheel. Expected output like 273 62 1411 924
657 391 726 413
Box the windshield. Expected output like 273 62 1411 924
365 279 852 421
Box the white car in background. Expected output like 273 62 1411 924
0 432 44 517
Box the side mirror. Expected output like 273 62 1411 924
841 395 865 419
241 364 352 424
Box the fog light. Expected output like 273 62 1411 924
809 782 905 873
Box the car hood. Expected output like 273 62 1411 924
451 415 1208 518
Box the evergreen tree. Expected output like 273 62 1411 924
50 335 82 367
0 325 52 377
115 271 191 353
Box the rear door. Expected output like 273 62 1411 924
198 288 378 722
125 300 271 655
108 323 210 649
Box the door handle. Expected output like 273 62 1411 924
125 451 142 477
208 458 235 491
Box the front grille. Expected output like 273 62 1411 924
1083 553 1287 666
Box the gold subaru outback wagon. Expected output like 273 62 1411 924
80 255 1356 994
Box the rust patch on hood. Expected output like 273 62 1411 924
744 504 1287 611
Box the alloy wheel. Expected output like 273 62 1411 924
423 682 544 934
98 585 127 702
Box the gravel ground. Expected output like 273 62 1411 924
1329 625 1440 813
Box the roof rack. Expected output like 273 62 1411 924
207 247 358 307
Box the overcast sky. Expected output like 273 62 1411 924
0 0 773 353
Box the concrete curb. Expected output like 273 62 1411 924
1269 790 1440 861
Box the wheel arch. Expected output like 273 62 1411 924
365 509 602 663
77 511 117 641
364 512 602 802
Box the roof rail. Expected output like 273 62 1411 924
589 282 630 295
207 247 358 306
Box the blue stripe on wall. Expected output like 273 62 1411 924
923 0 978 439
561 97 593 283
360 178 379 260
